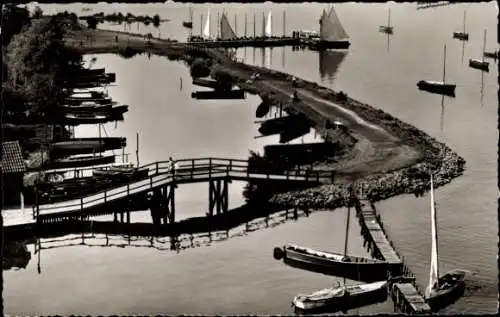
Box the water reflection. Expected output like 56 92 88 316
480 71 484 107
27 207 317 273
319 50 348 84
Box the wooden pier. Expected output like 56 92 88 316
391 283 432 314
22 158 335 225
354 195 431 314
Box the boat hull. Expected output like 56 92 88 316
278 246 390 282
293 282 388 313
255 102 271 118
417 81 456 97
49 155 116 169
182 21 193 28
483 51 498 59
453 32 469 41
308 40 351 50
379 26 394 34
469 59 489 72
426 270 466 312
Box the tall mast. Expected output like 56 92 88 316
200 13 203 36
262 11 265 36
217 12 220 38
388 8 391 27
482 29 487 62
283 10 286 37
244 13 248 37
253 13 256 37
234 15 237 37
463 10 466 34
343 186 352 286
442 44 447 84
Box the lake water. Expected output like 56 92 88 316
4 2 498 315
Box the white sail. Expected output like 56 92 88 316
426 174 439 298
265 10 272 37
203 9 211 39
220 12 236 40
320 6 349 42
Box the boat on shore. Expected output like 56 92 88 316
63 112 113 125
49 138 125 156
452 11 469 41
308 7 350 50
292 280 388 313
49 154 116 169
424 174 466 311
418 44 456 97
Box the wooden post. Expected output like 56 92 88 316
136 132 140 167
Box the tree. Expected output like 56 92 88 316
1 4 31 46
32 6 43 19
5 18 82 113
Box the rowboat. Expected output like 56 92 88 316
292 281 387 313
64 113 109 125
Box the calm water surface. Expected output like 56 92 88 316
5 2 498 315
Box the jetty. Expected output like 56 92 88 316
354 194 431 314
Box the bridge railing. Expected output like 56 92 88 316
33 157 336 219
34 158 248 216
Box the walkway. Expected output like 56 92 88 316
30 158 335 222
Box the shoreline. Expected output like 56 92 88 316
63 26 465 209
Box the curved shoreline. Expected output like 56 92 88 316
64 27 466 209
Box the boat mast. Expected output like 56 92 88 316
388 8 391 27
463 10 466 34
482 29 487 62
442 44 447 84
343 186 352 286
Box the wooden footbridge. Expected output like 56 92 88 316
32 158 336 224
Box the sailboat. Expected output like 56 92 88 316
291 187 388 313
452 11 469 41
219 12 237 40
378 8 394 34
469 30 489 72
310 6 350 50
424 174 466 311
264 10 273 38
182 6 193 29
417 44 456 97
202 9 211 40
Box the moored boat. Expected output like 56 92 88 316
64 112 109 125
483 50 498 59
424 174 466 311
65 97 115 106
417 81 456 97
274 244 390 282
469 30 490 72
292 280 388 313
255 101 271 118
62 102 114 112
378 9 394 34
49 138 125 156
49 154 116 169
452 11 469 41
418 44 456 97
308 7 350 50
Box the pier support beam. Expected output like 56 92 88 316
161 184 176 224
208 178 230 216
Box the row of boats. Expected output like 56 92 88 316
274 176 466 313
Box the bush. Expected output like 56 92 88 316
190 58 211 78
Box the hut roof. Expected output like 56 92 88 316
1 141 27 173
